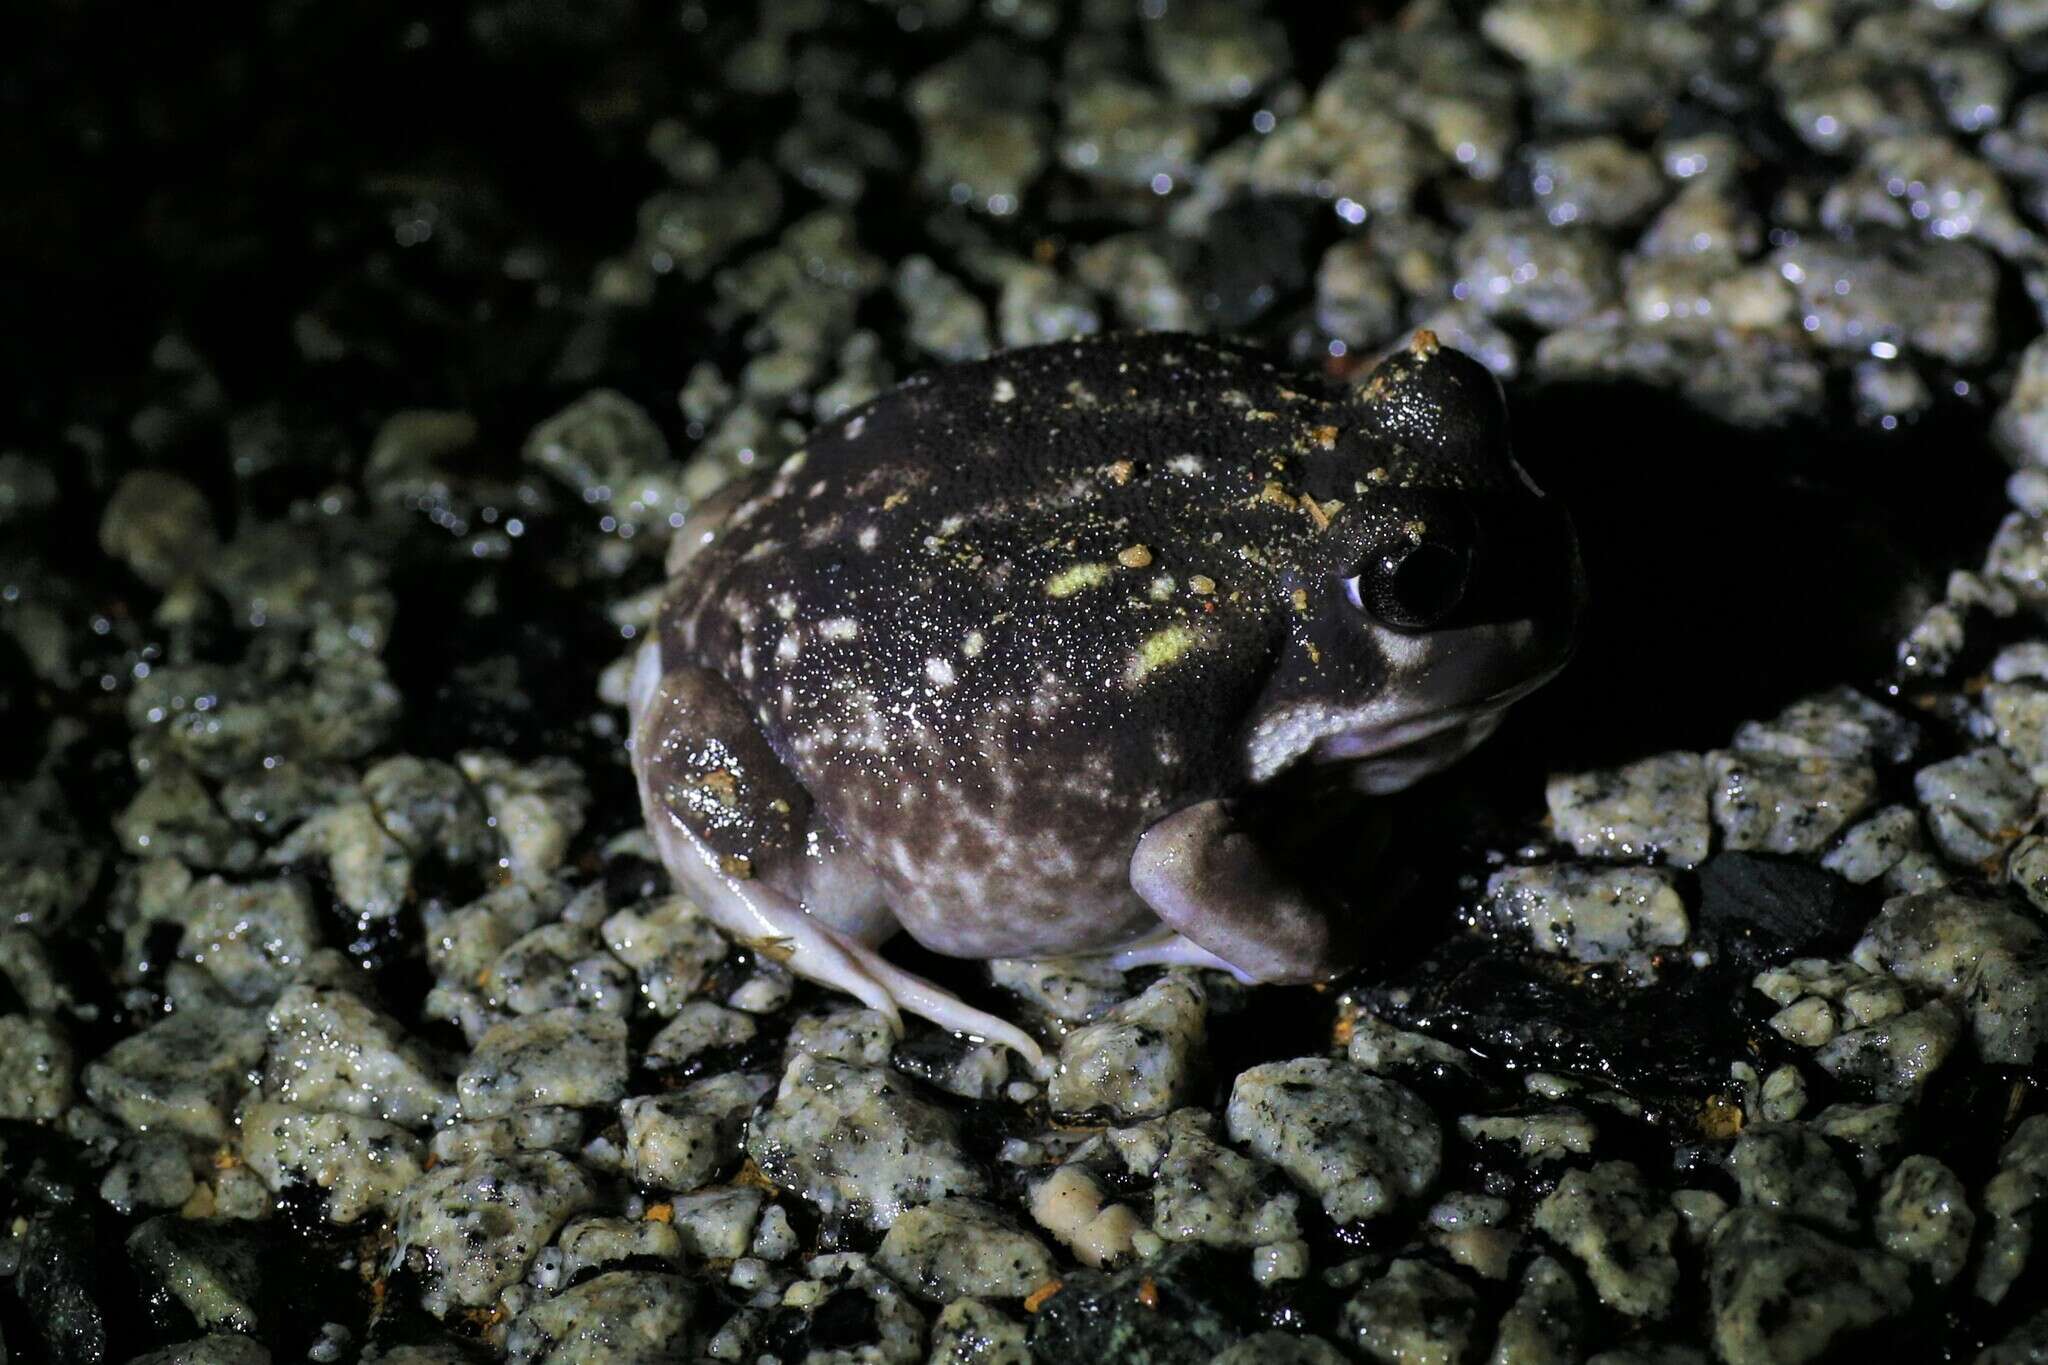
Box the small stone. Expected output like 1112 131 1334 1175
1707 748 1877 857
1914 747 2037 867
1730 1122 1860 1236
928 1297 1032 1365
1854 890 2048 1065
619 1073 773 1191
1813 1000 1961 1102
1109 1107 1299 1249
1341 1256 1481 1365
1767 997 1836 1048
1534 1162 1680 1319
1489 1255 1585 1365
99 470 218 589
503 1270 696 1365
1977 1115 2048 1305
1528 136 1666 228
602 896 731 1017
99 1135 198 1215
663 1187 763 1262
875 1197 1057 1303
1545 752 1711 867
456 1009 629 1118
263 985 454 1129
556 1213 685 1280
0 1013 73 1119
1458 1109 1599 1164
83 1006 267 1142
481 920 633 1018
986 956 1128 1022
390 1152 596 1316
127 1217 263 1334
1821 806 1925 885
746 1054 987 1232
1485 862 1688 965
455 751 589 882
787 1006 894 1067
239 1102 424 1225
1346 1010 1476 1086
1708 1210 1909 1365
1227 1058 1441 1224
1455 210 1619 329
897 256 993 364
1874 1154 1973 1287
644 1000 759 1070
1047 973 1206 1120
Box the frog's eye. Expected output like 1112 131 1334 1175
1343 535 1471 630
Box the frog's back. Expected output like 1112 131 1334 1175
659 333 1328 956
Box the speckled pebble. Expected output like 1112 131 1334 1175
745 1054 987 1232
1544 751 1711 867
1341 1256 1481 1365
456 1009 628 1119
1976 1114 2048 1305
1046 972 1206 1121
1874 1154 1973 1287
390 1151 597 1316
1485 862 1689 966
1227 1057 1441 1224
619 1073 772 1192
1533 1162 1680 1319
875 1197 1057 1303
239 1102 425 1224
1708 1209 1909 1365
1730 1122 1860 1236
1854 889 2048 1065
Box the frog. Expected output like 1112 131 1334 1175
627 329 1582 1073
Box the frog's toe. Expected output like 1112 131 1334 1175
1129 798 1362 983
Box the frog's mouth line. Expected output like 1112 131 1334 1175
1249 665 1563 792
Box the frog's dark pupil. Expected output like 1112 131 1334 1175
1373 541 1467 628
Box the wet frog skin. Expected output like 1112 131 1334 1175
628 329 1583 1070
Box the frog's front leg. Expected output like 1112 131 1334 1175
628 645 1049 1074
1127 798 1367 984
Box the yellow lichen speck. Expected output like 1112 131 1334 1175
1046 562 1114 597
1127 623 1203 684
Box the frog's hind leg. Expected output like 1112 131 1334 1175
628 646 1049 1076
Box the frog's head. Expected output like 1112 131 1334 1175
1245 332 1585 793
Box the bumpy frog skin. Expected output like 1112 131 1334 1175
628 330 1582 1071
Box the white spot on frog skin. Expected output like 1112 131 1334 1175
845 414 867 439
993 377 1017 403
770 592 797 621
776 635 801 663
808 480 829 499
962 630 985 658
925 657 956 688
857 525 880 551
738 641 757 680
819 618 860 642
936 513 965 537
1168 454 1204 476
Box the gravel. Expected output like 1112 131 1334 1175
6 0 2048 1360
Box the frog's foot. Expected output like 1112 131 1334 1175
1102 928 1254 982
630 649 1049 1077
1128 797 1362 984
